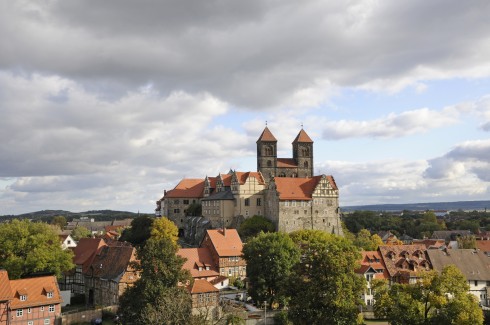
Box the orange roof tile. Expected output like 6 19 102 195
73 238 106 272
256 127 277 142
165 178 205 198
476 240 490 252
378 244 429 279
234 172 265 185
203 229 243 257
178 248 219 278
0 270 12 301
189 279 219 294
277 158 298 168
9 276 62 308
292 129 313 143
356 251 389 280
274 175 338 200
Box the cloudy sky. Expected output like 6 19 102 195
1 0 490 215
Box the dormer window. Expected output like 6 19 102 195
20 295 27 301
47 292 53 298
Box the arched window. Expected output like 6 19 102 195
264 145 273 156
267 160 272 167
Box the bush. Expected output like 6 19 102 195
274 311 291 325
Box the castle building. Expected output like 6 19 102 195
157 127 342 236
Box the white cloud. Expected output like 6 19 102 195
322 107 460 139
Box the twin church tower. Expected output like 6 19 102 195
257 126 314 184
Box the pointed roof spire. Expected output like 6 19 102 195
257 126 277 143
293 129 313 143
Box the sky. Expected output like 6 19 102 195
1 0 490 215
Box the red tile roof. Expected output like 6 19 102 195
256 127 277 142
189 279 219 294
234 172 265 185
274 175 337 200
476 240 490 252
0 270 12 301
204 229 243 257
292 129 313 143
73 238 106 272
356 251 389 280
277 158 298 168
9 276 62 308
165 178 205 198
219 174 233 187
378 244 429 279
177 248 219 278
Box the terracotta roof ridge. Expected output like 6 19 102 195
257 127 277 142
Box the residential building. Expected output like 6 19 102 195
0 270 12 325
177 248 220 282
200 229 246 279
59 238 107 295
1 272 62 325
355 251 389 309
378 244 431 284
427 249 490 306
84 244 138 307
188 280 220 319
431 230 472 243
58 234 76 250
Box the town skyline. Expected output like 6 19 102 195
1 1 490 215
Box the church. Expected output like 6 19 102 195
156 127 343 239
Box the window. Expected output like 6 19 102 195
293 210 299 214
20 295 27 301
28 308 32 313
183 199 189 204
256 198 261 206
28 322 34 325
49 305 55 312
173 209 180 213
474 280 478 287
174 199 180 204
41 306 45 311
47 292 53 298
267 160 272 167
44 319 50 325
244 198 250 206
16 309 23 317
220 268 225 275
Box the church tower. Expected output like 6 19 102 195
256 126 277 184
292 128 314 178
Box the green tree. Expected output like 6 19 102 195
373 265 483 325
119 237 192 324
238 215 275 240
71 226 91 241
287 230 365 325
354 229 383 251
243 232 300 307
0 219 74 279
119 215 154 246
457 235 477 249
186 202 202 216
51 215 67 229
150 217 178 246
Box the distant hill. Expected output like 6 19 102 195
341 200 490 212
0 209 153 222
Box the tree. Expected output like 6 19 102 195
151 217 178 246
119 215 154 246
119 237 192 325
71 226 91 241
0 219 74 279
51 215 67 229
243 232 300 307
353 229 383 251
287 230 365 325
186 202 202 216
238 215 275 241
457 235 477 249
373 265 483 325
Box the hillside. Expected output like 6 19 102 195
341 200 490 212
0 210 153 222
